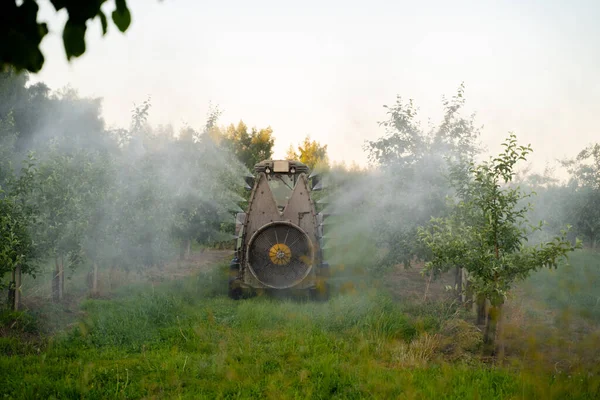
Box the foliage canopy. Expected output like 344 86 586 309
1 0 132 73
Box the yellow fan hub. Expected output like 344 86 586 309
269 243 292 265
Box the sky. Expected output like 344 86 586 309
32 0 600 172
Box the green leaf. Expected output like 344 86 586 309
112 2 131 32
63 21 87 59
115 0 127 12
99 11 108 35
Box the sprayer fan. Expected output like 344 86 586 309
247 222 314 289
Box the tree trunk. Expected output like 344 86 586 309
496 302 506 360
476 294 487 326
461 268 469 304
484 301 505 358
455 266 462 302
179 239 186 261
91 262 99 297
186 238 191 259
464 278 474 311
8 268 16 310
59 254 65 300
109 265 117 290
423 272 433 301
13 264 21 311
455 267 469 304
52 256 60 302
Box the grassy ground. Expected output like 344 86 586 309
1 252 600 399
521 249 600 323
502 249 600 372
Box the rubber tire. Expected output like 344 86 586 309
309 281 330 302
228 278 243 300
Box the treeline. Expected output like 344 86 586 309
0 70 329 309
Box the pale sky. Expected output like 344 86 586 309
32 0 599 171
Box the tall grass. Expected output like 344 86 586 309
1 261 600 399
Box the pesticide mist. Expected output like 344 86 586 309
1 70 600 399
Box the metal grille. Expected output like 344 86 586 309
247 222 313 288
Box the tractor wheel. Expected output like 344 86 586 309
228 258 243 300
309 281 330 302
228 278 243 300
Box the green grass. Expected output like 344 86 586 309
1 263 600 399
